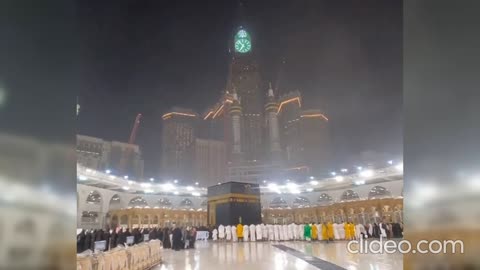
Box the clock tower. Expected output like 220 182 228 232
226 26 264 163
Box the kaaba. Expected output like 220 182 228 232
207 182 262 226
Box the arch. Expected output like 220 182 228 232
109 194 121 209
368 186 392 199
128 196 148 208
120 215 128 225
81 211 99 223
269 197 288 209
157 198 173 209
110 215 119 228
152 215 159 225
317 193 333 206
292 196 310 208
199 199 208 211
340 190 359 201
86 191 102 205
179 198 193 209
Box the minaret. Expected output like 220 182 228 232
229 89 243 163
264 83 282 163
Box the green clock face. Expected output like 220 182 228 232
235 39 251 53
234 28 251 53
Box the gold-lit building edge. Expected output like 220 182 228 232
106 197 403 228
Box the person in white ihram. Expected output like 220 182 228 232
288 223 294 240
333 223 340 240
212 228 218 241
226 225 232 241
273 224 280 241
231 225 238 242
267 224 274 241
283 224 289 240
355 223 366 239
368 223 373 237
278 224 284 241
255 223 262 241
218 224 225 241
262 224 268 241
298 224 304 240
339 223 346 240
379 222 387 238
249 224 256 242
316 223 322 240
243 223 249 241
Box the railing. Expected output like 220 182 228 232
76 240 162 270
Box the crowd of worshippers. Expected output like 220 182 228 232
77 226 206 253
211 221 403 242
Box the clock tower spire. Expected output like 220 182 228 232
225 1 264 163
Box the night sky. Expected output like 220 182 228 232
76 0 403 177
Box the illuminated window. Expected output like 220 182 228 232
86 191 102 204
317 193 333 206
368 186 392 199
128 196 148 208
340 190 359 201
293 196 311 208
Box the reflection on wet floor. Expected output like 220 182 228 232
154 240 402 270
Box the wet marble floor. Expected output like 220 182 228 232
154 240 402 270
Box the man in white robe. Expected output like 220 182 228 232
279 225 285 241
356 223 365 239
288 223 294 240
231 225 238 242
213 228 218 241
273 224 280 241
243 224 249 241
267 224 274 241
249 224 256 242
333 223 340 240
292 224 298 240
279 224 285 241
339 223 346 239
315 224 322 240
379 222 387 238
255 224 262 241
218 224 225 241
368 223 373 237
226 225 232 241
283 224 289 240
261 224 268 241
298 224 304 240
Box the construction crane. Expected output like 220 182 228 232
128 113 142 145
118 113 142 174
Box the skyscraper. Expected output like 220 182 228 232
202 91 234 161
161 4 332 184
161 107 199 183
226 27 263 162
76 134 144 179
264 84 282 163
277 91 332 177
194 138 227 187
299 109 331 176
278 91 303 169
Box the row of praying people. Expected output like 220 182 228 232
77 227 163 253
210 221 403 243
211 223 334 242
77 225 202 253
